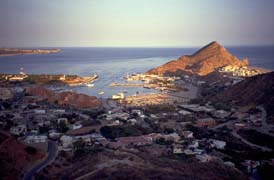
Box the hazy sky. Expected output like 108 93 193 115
0 0 274 47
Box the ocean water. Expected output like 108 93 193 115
0 46 273 98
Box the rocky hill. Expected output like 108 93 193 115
147 41 248 76
214 71 274 118
25 87 101 109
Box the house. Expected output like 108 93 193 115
188 140 199 149
108 120 122 126
106 134 157 149
196 118 216 127
132 109 143 116
60 135 74 150
178 110 192 115
72 122 82 130
24 135 48 143
23 135 48 151
57 118 68 124
128 119 137 125
196 154 213 162
213 110 231 119
162 133 181 142
10 124 27 136
51 109 66 114
112 93 124 100
181 131 194 139
173 145 184 154
209 139 226 149
48 130 62 139
34 109 46 114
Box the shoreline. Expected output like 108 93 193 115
0 48 61 57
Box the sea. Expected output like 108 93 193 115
0 46 273 98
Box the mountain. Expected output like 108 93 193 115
147 41 249 76
214 71 274 118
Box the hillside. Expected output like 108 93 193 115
147 41 248 76
214 71 274 118
0 132 45 179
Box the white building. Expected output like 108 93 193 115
57 118 68 124
209 139 226 149
24 135 48 143
181 131 194 139
34 109 46 114
10 124 27 136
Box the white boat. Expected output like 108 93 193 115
98 91 104 95
86 83 94 87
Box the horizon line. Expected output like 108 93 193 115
1 44 274 49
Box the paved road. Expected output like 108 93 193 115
254 106 274 136
23 140 58 180
231 130 272 152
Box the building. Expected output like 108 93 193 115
51 109 66 114
209 139 226 149
196 118 216 127
34 109 46 114
178 110 193 115
181 131 194 139
112 93 124 100
57 118 68 124
173 145 184 154
10 124 27 136
161 133 181 142
196 154 213 162
24 135 48 144
72 122 82 130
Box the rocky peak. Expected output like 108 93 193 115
147 41 249 76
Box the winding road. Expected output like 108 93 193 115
23 140 58 180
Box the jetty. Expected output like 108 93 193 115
109 82 144 87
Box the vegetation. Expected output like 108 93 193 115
155 137 173 145
25 146 37 155
100 125 143 139
258 163 274 180
238 129 274 150
143 104 176 113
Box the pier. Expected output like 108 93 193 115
109 82 144 87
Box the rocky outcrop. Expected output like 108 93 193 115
147 41 249 76
25 87 101 109
0 88 13 100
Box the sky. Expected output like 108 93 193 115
0 0 274 47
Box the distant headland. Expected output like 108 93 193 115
0 48 61 56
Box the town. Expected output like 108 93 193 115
1 69 274 179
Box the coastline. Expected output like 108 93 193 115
0 48 61 57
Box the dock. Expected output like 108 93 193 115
109 82 144 87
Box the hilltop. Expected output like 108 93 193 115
147 41 248 76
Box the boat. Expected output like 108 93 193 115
98 91 104 95
86 83 94 88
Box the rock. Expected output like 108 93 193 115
25 87 101 108
147 41 249 76
0 88 13 100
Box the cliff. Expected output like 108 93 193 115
147 41 249 76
